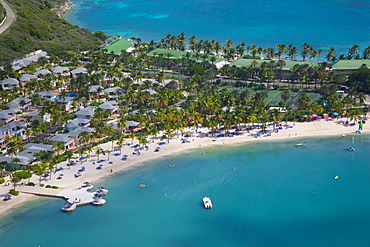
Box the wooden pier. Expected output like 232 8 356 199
19 185 105 210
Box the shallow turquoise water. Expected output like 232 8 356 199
1 135 370 246
65 0 370 54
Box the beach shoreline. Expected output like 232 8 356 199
0 119 366 218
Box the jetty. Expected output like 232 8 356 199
19 184 107 211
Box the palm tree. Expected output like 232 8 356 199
95 147 102 161
281 90 290 104
78 131 90 146
11 175 21 190
105 150 112 161
348 109 362 123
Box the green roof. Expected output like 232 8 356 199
104 34 121 43
229 59 262 67
332 60 370 70
102 39 133 55
230 59 318 70
147 48 224 63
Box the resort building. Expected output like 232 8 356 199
52 66 70 76
70 67 88 77
88 85 105 99
102 38 134 55
26 109 51 123
74 106 97 119
104 34 122 45
48 134 75 150
8 98 32 112
331 60 370 74
11 50 49 71
19 74 38 83
34 69 52 77
104 87 125 100
65 118 91 132
55 96 75 111
229 59 318 76
0 121 27 138
142 89 158 95
67 127 95 144
99 101 119 115
0 143 57 166
0 78 20 90
0 110 16 125
33 91 58 101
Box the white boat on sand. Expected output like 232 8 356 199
203 197 212 209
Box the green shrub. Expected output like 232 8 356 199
26 182 35 186
45 185 51 188
13 171 32 179
51 186 59 189
9 189 19 196
0 178 5 184
40 184 45 187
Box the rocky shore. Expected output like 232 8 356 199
51 0 72 18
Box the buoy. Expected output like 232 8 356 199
169 164 176 167
139 184 146 187
334 175 339 180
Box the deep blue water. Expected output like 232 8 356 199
1 135 370 246
65 0 370 54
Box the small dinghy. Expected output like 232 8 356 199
203 197 212 209
295 142 307 147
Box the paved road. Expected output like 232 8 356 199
0 0 16 34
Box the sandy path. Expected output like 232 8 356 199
0 0 16 34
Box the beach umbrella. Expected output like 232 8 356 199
332 112 339 116
311 114 318 118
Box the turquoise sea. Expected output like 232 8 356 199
1 135 370 246
65 0 370 54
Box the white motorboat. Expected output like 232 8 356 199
203 197 212 209
62 202 76 212
295 142 307 147
92 194 106 205
81 182 94 190
95 186 108 196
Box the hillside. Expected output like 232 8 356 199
0 3 5 22
0 0 102 64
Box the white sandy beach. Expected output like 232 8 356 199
0 118 366 217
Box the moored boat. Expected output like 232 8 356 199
95 186 108 196
295 142 307 147
92 194 106 205
81 181 94 190
349 137 355 151
203 197 212 209
62 202 76 212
